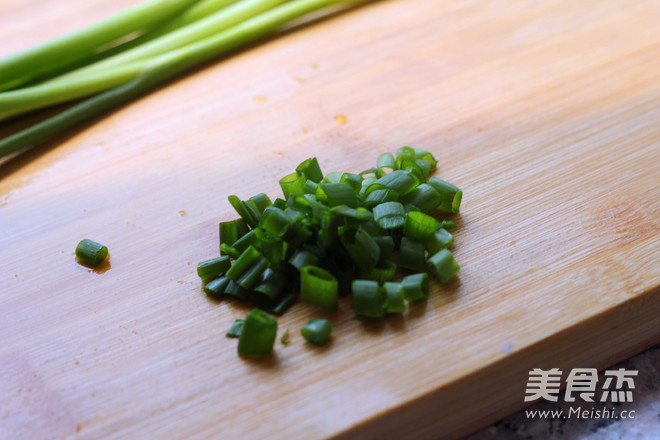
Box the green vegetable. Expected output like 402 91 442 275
195 150 463 356
280 328 291 345
0 0 369 160
197 256 231 280
351 280 385 318
204 276 232 298
383 282 406 313
75 239 108 266
300 265 338 311
301 318 333 345
401 273 429 302
226 319 245 338
237 309 277 358
429 177 463 213
427 249 460 283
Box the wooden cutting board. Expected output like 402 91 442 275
1 1 659 439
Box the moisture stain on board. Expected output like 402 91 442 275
334 114 347 125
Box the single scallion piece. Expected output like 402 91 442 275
295 157 323 183
401 273 429 302
376 152 396 177
429 177 462 213
280 328 291 345
403 210 439 242
204 275 232 298
301 318 333 345
226 319 245 338
383 282 406 313
237 308 278 358
351 279 385 318
399 237 426 272
197 255 231 280
427 249 460 283
75 239 109 266
300 265 338 310
425 228 454 254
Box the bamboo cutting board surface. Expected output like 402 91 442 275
1 1 659 439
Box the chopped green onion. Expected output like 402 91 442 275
363 188 398 208
226 319 245 338
376 152 396 177
204 275 231 298
373 201 405 230
75 239 108 266
317 182 358 208
237 308 277 358
280 328 291 345
289 249 319 271
425 228 454 254
296 157 323 183
399 237 426 272
395 146 416 169
351 279 385 318
399 159 426 184
442 220 457 231
401 273 429 302
367 170 416 197
342 227 380 272
259 234 286 264
224 279 249 300
403 211 439 242
373 235 395 266
427 249 460 283
261 207 291 237
331 205 373 221
300 265 338 310
383 282 406 313
303 179 318 195
429 177 462 213
361 260 397 284
321 171 342 184
340 173 362 193
301 318 333 345
413 148 438 170
197 255 231 280
225 245 262 281
253 266 287 300
230 228 263 254
400 183 442 213
414 158 433 181
219 219 249 255
270 291 297 315
279 172 307 199
237 255 269 289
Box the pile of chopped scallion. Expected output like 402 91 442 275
197 148 463 357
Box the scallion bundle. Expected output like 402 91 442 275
200 148 464 357
0 0 369 160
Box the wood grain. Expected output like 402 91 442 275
1 0 659 439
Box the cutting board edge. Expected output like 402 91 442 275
330 284 660 440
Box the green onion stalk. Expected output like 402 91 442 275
0 0 371 161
